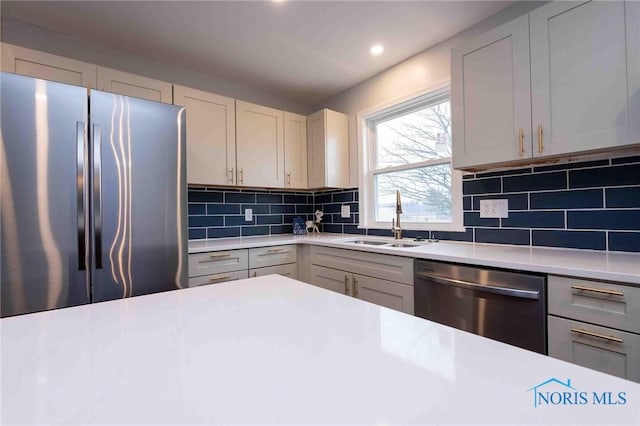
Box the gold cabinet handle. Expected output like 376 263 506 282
239 168 244 184
571 284 624 297
209 275 231 283
209 253 230 259
200 253 231 263
253 271 257 278
344 275 349 295
537 124 544 153
352 275 358 297
229 167 234 184
571 328 623 344
518 128 525 157
259 248 285 256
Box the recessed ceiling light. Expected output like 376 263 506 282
370 44 384 56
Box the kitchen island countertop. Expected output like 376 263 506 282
2 275 638 425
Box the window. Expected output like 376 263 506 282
359 87 463 231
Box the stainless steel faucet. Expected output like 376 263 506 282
391 190 402 239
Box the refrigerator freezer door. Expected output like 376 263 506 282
1 73 90 317
89 91 187 302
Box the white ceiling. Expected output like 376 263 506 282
1 1 512 106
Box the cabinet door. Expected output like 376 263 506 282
452 14 532 169
1 43 96 88
548 316 640 382
97 66 172 104
236 100 284 187
284 112 308 188
530 1 640 156
307 109 349 188
309 265 351 296
174 86 236 186
353 274 414 315
250 263 297 280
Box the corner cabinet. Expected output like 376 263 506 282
452 0 640 170
284 112 308 189
1 43 97 88
236 100 285 188
308 246 414 315
307 109 349 189
174 85 236 186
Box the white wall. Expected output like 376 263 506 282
0 19 313 114
315 1 547 186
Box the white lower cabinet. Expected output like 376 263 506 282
548 316 639 383
309 247 414 315
188 245 298 287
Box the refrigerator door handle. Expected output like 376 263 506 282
76 122 87 271
92 123 103 269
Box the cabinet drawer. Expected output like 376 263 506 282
189 270 249 287
548 275 640 334
248 245 296 269
188 250 249 277
250 263 297 279
310 246 413 285
548 316 639 383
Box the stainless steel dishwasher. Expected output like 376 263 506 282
414 260 546 354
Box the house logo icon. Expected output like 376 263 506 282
527 378 579 408
527 378 627 408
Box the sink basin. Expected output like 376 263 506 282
343 239 419 248
384 243 418 248
346 240 388 246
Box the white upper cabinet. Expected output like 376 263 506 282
1 43 97 88
452 0 640 170
307 108 349 189
236 100 285 188
283 112 308 189
174 85 236 186
452 15 532 169
97 66 172 104
530 0 640 157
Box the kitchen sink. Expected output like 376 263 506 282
347 240 388 246
343 239 419 248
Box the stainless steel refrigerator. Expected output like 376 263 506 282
1 73 188 317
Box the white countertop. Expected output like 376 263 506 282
189 234 640 285
2 275 638 425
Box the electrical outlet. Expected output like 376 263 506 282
479 199 509 218
244 208 253 221
341 205 350 218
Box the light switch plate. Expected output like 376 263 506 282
245 208 253 221
341 205 350 218
479 199 508 218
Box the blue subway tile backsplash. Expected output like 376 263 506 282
188 155 640 253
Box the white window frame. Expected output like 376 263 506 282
356 82 464 232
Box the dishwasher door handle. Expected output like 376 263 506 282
415 273 540 300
